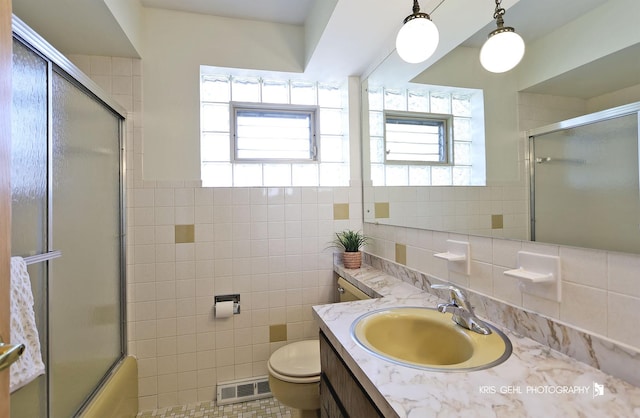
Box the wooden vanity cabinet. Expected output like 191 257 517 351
319 331 384 418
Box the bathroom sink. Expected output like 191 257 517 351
351 307 512 371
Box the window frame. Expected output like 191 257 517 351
229 101 320 163
383 110 453 166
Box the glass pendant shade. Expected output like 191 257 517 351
480 29 525 73
396 17 439 64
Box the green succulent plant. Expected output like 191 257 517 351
329 230 369 252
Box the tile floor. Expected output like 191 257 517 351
136 397 292 418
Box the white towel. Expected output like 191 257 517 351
9 256 45 393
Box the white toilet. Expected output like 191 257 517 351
267 339 321 418
267 277 370 417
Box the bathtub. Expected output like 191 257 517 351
78 355 138 418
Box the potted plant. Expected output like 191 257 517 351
329 230 369 269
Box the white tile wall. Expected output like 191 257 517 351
128 182 360 409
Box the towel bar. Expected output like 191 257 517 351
21 250 62 265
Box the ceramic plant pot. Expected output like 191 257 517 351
342 251 362 269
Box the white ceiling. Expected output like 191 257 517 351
11 0 639 97
140 0 316 25
139 0 609 48
137 0 615 82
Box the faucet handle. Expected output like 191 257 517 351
431 284 491 335
431 284 461 292
430 284 473 311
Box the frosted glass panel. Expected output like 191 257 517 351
201 74 230 102
408 90 429 112
409 166 430 186
50 71 123 416
319 109 343 135
233 164 262 186
452 94 472 117
263 163 291 186
430 92 451 113
202 162 233 187
432 166 452 185
320 135 344 162
318 83 342 108
292 164 319 186
262 79 289 104
201 132 230 162
319 163 348 186
231 76 260 102
290 81 316 105
201 103 229 132
532 113 640 253
368 87 383 111
10 40 48 258
384 89 406 111
10 38 49 418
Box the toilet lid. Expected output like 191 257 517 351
268 340 320 378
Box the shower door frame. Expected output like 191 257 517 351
527 101 640 243
11 15 128 417
1 0 13 414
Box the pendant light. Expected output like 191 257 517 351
480 0 525 73
396 0 439 64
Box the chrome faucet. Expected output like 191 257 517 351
430 284 492 335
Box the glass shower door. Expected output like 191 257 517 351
10 37 49 418
11 19 126 417
49 71 124 417
531 112 640 253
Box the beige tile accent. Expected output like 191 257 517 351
333 203 349 220
269 324 287 342
395 243 407 265
491 214 504 229
375 202 390 218
174 224 195 243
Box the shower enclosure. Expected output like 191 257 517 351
10 17 127 417
529 102 640 254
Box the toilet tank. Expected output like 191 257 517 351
337 277 371 302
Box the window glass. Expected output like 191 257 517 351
232 105 317 161
384 112 451 164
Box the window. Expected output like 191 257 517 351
200 68 349 187
384 111 452 164
231 103 318 162
368 85 485 187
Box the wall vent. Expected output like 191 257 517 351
216 376 271 405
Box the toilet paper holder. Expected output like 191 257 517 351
215 294 241 315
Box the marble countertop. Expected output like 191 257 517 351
312 263 640 417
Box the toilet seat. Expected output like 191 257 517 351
267 340 320 384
